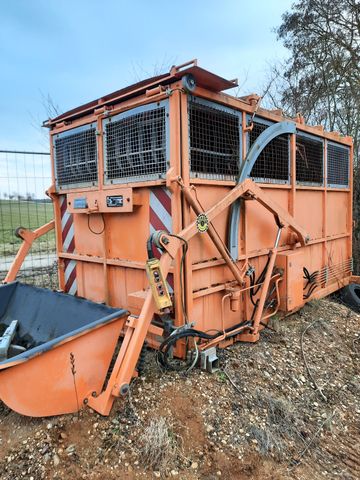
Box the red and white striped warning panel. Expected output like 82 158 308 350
60 195 77 296
150 187 174 292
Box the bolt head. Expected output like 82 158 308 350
119 384 129 396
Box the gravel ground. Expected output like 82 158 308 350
0 297 359 480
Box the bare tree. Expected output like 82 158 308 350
40 91 62 119
269 0 359 137
130 55 178 82
267 0 360 270
28 91 62 149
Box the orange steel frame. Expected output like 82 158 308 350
4 221 55 283
5 62 354 415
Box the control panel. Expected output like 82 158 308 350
73 197 88 209
146 258 173 310
67 188 137 214
106 195 123 208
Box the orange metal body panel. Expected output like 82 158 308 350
276 250 304 311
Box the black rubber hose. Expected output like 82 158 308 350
304 283 318 299
252 257 271 296
147 233 155 259
303 267 310 279
249 271 257 306
249 257 271 307
158 320 253 371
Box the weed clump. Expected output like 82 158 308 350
140 416 181 472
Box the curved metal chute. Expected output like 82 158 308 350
228 121 297 260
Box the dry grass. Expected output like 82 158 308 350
248 389 305 459
248 425 278 456
139 416 182 472
267 315 284 333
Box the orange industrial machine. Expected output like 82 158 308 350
0 60 356 416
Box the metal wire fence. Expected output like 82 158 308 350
104 103 168 183
0 150 58 288
189 98 240 180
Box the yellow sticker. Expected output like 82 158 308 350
196 213 209 233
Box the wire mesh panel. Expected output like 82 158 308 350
296 134 324 185
53 123 98 189
104 101 168 184
248 119 290 183
188 98 241 180
327 142 350 188
0 150 57 289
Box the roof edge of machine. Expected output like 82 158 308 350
43 59 353 144
43 59 238 127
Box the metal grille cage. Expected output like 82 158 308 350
104 103 167 183
249 120 290 183
327 142 349 188
54 124 98 188
296 134 323 185
189 99 240 180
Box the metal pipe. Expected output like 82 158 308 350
251 227 283 334
261 276 282 321
221 293 232 335
274 227 282 248
3 221 55 284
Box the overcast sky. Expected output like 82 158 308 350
0 0 293 152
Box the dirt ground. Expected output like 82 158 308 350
0 297 359 480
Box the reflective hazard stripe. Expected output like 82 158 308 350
60 195 77 295
149 187 173 293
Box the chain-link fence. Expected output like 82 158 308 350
0 150 58 288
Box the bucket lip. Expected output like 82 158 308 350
0 283 129 370
0 309 128 370
1 281 120 313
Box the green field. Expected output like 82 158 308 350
0 199 55 256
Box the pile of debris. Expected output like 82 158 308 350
0 297 359 479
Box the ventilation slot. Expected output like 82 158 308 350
189 100 240 180
54 124 98 188
327 143 350 188
104 104 167 183
296 135 323 185
249 121 289 183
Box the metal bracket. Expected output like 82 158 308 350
200 347 219 373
